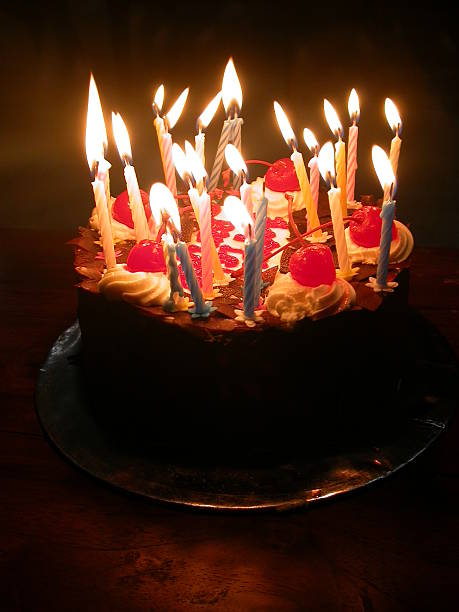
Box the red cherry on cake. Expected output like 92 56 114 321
126 240 166 273
349 205 398 248
112 189 151 229
264 158 300 193
289 244 336 287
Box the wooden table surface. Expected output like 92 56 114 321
1 229 458 612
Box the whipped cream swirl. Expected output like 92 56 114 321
345 220 414 265
266 271 356 324
251 178 304 220
89 207 137 242
98 264 170 307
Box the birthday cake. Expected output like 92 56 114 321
73 163 415 458
72 66 417 459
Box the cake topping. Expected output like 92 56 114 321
264 158 300 193
289 244 336 287
126 240 167 274
349 205 397 248
98 264 170 307
112 189 152 229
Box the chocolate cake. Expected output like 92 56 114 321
72 164 415 460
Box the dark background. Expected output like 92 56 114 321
0 1 457 246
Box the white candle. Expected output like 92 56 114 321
195 91 222 168
91 177 116 269
385 98 402 179
112 112 151 242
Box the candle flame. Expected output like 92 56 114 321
348 88 360 123
153 84 165 113
199 91 222 130
223 195 253 234
112 112 132 163
225 143 247 178
371 145 395 192
274 101 297 150
385 98 402 134
171 142 190 182
303 128 319 153
324 99 343 139
317 141 336 185
166 87 189 130
149 182 181 232
222 58 242 115
85 74 108 170
185 141 207 184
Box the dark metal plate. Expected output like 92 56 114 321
35 318 458 511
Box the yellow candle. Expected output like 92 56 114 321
335 139 347 217
385 98 403 179
389 133 401 177
328 185 351 276
291 150 322 238
92 178 117 270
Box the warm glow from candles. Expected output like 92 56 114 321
171 143 190 182
185 141 207 183
317 141 336 184
372 145 395 193
273 101 297 149
348 89 360 123
112 112 132 163
224 143 247 177
385 98 402 133
199 91 222 130
222 58 243 115
153 84 165 114
86 75 108 170
149 182 181 231
223 195 253 234
324 99 343 139
166 87 189 129
303 128 319 153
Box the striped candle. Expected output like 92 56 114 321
231 118 244 191
208 119 233 192
335 139 347 217
195 132 205 166
254 196 268 302
346 124 359 203
328 186 351 275
196 190 213 298
376 200 396 287
307 156 320 232
161 132 177 199
243 237 257 318
175 240 208 315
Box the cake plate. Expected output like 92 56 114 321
35 317 458 512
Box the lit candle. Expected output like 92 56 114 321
324 99 347 217
149 182 213 318
303 128 320 232
85 106 116 270
225 144 252 217
274 101 323 240
385 98 402 180
173 142 227 291
318 142 356 278
346 88 360 204
152 86 189 198
152 84 166 177
184 142 213 299
223 196 257 321
112 112 151 242
208 58 243 192
371 145 397 291
195 91 221 167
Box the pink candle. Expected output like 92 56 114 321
195 189 213 298
308 156 319 231
346 89 360 203
161 132 177 199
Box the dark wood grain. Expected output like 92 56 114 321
1 229 458 611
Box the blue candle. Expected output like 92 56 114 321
376 199 396 287
254 196 268 303
162 237 185 312
243 237 257 318
175 240 213 318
